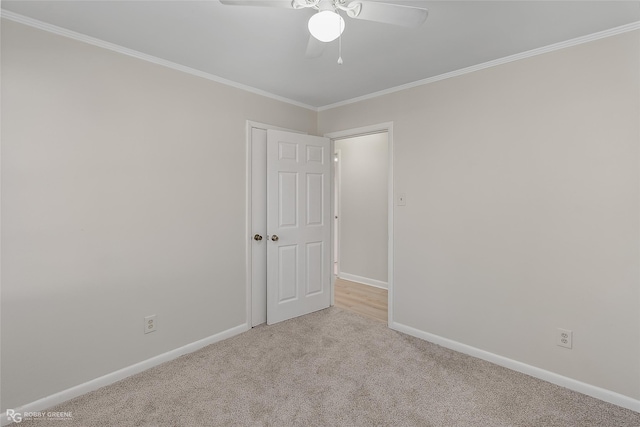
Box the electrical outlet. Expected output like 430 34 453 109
144 315 157 334
557 328 572 349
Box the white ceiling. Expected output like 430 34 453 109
2 1 639 109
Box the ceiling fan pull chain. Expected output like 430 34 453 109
337 18 344 65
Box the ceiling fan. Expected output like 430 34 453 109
219 0 429 61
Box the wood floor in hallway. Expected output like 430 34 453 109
334 277 388 323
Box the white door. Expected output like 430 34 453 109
266 129 331 324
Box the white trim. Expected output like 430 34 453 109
390 321 640 414
330 142 337 307
245 122 254 329
387 124 394 326
326 123 394 140
330 142 335 307
338 273 388 290
333 148 342 282
325 123 394 326
317 21 640 112
0 10 317 112
1 323 249 426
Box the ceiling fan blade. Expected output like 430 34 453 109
305 35 325 58
349 2 428 28
219 0 293 8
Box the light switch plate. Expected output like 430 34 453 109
397 193 406 206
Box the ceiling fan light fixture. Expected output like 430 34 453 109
308 10 345 42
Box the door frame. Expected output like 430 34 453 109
324 122 394 325
333 148 342 278
245 121 306 328
246 121 394 327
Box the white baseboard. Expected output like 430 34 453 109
338 272 388 290
1 323 250 426
390 321 640 413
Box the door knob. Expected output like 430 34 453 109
254 234 263 241
271 234 279 242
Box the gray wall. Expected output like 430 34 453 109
320 31 640 400
1 19 316 410
335 133 388 286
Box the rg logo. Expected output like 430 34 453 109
6 410 22 423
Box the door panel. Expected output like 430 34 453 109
306 174 323 225
278 244 298 302
267 129 331 324
306 241 323 295
279 172 298 227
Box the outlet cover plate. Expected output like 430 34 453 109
144 315 157 334
557 328 572 349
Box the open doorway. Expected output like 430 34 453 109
328 127 392 324
247 121 394 328
247 122 332 327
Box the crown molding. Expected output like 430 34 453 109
0 10 318 112
317 20 640 112
2 9 638 114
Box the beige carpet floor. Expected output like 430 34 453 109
19 307 640 426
